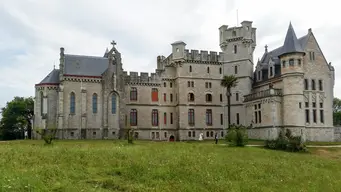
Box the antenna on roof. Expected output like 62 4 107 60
236 9 239 27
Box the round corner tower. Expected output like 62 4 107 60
279 23 306 134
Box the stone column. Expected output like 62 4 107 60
81 87 87 137
42 91 48 129
58 85 64 138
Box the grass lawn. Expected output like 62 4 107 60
1 140 341 192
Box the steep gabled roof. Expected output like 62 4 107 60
37 69 60 85
63 54 109 77
278 22 305 57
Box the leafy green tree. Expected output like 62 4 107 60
0 97 34 140
220 75 238 129
333 97 341 126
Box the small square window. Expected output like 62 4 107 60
305 102 309 108
312 102 316 108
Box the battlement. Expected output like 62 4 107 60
123 71 159 84
184 49 224 62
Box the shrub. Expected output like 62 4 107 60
264 128 307 152
126 129 134 144
35 125 57 145
225 124 248 147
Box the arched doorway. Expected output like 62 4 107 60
169 135 175 142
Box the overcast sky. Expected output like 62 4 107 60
0 0 340 111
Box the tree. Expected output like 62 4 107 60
333 97 341 126
0 97 34 140
220 75 238 129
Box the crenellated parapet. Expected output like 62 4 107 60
123 71 161 86
184 49 224 63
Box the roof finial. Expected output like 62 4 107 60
111 40 116 47
53 62 55 69
265 44 268 53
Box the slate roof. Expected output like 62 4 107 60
260 27 308 65
279 22 305 57
38 69 60 85
64 54 109 76
254 23 310 85
36 54 110 85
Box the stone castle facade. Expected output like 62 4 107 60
33 20 336 141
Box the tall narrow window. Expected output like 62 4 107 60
305 109 310 123
188 93 195 102
163 93 167 102
170 112 173 124
188 81 191 87
206 109 212 126
151 88 158 102
236 93 239 101
130 109 137 126
220 94 223 102
188 109 195 126
219 67 222 74
282 61 286 68
298 59 301 65
205 94 212 102
92 93 98 114
207 67 210 73
304 79 308 90
170 82 173 88
189 65 192 72
170 94 173 102
269 66 273 76
152 109 158 126
320 110 324 123
236 113 240 124
309 52 315 61
191 81 194 87
40 92 44 116
313 109 317 123
254 111 258 124
234 45 237 54
220 114 223 125
164 112 167 124
70 92 75 114
112 94 116 114
258 111 262 123
163 82 166 87
130 87 137 101
318 80 323 91
234 66 238 74
311 79 316 90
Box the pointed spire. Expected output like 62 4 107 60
105 47 109 53
265 44 268 53
279 22 305 57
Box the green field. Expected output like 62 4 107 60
1 140 341 192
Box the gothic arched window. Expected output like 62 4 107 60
92 93 98 114
112 94 117 114
70 92 75 114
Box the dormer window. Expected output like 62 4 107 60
282 61 286 68
232 31 236 36
289 59 294 66
269 66 273 77
257 71 261 80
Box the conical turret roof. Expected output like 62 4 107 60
279 22 305 57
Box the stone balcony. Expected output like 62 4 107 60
244 89 282 102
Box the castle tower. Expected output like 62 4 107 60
219 21 256 126
278 23 305 134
